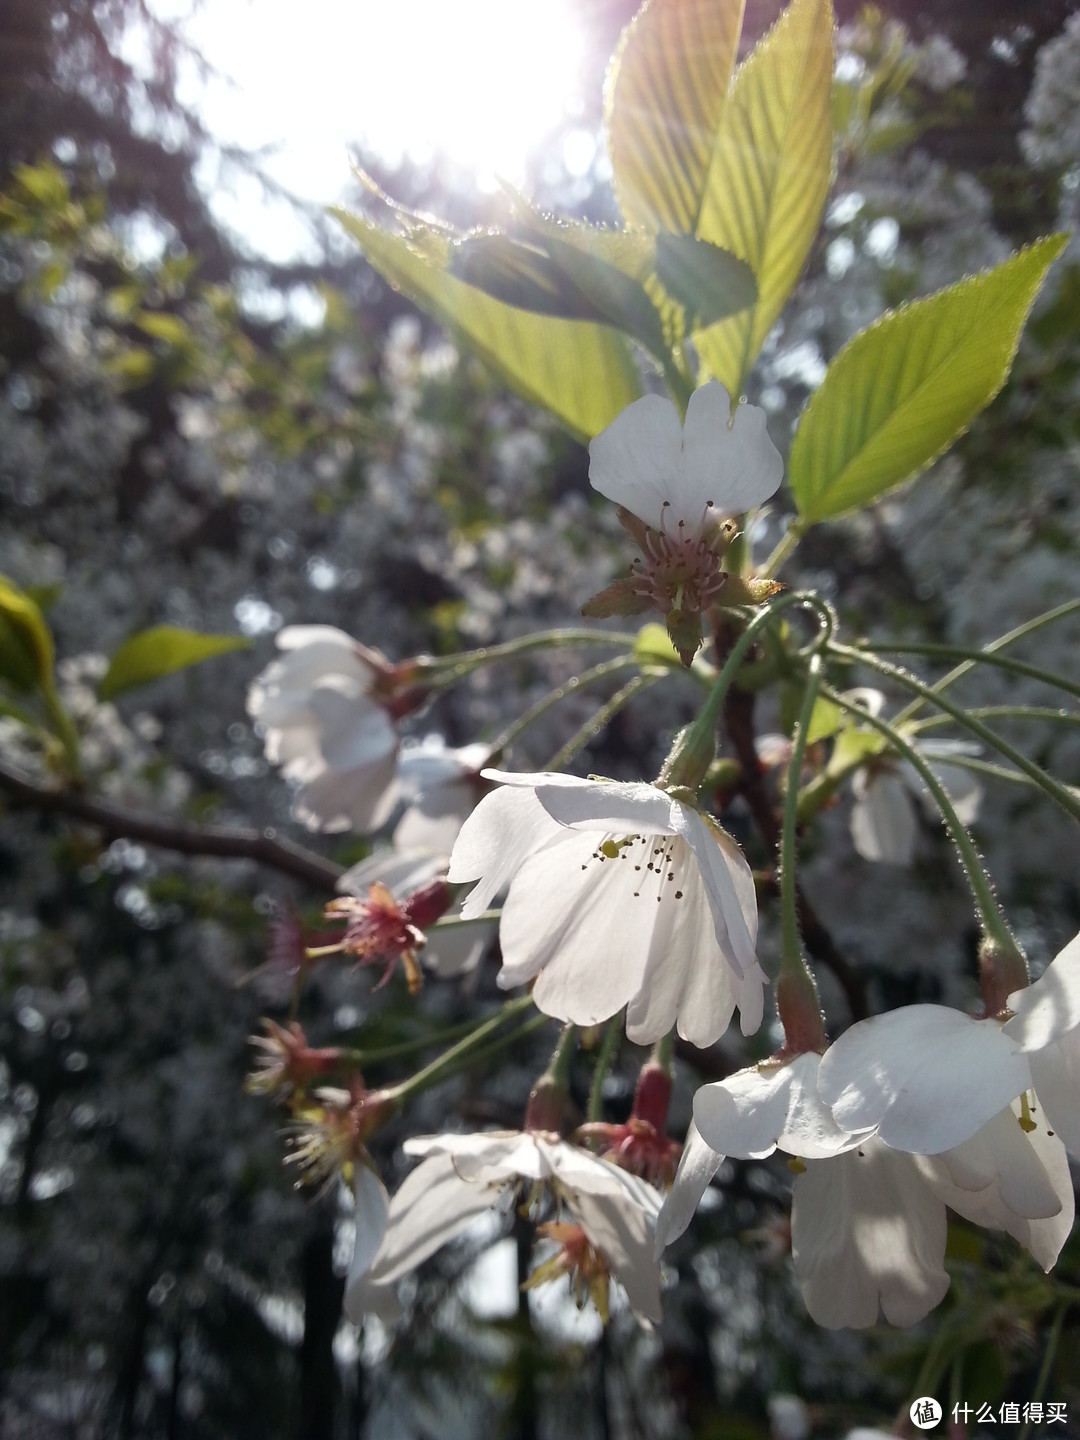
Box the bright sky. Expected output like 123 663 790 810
149 0 590 263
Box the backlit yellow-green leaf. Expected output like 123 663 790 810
0 574 54 693
789 234 1068 523
693 0 834 395
606 0 746 234
335 209 641 440
100 627 250 701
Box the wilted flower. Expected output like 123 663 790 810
576 1061 682 1186
245 1019 341 1100
321 877 452 994
584 382 784 663
345 1130 663 1325
447 770 765 1046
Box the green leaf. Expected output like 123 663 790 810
606 0 747 234
14 161 69 210
653 234 757 323
692 0 835 395
135 311 193 349
789 234 1069 523
0 574 54 693
100 627 250 701
335 206 642 440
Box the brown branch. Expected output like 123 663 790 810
0 757 343 892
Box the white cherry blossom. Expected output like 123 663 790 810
345 1131 663 1324
247 625 399 833
447 770 765 1046
1005 930 1080 1155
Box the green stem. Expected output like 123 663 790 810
544 673 657 771
777 653 827 1053
1018 1300 1067 1440
586 1015 624 1127
830 643 1080 827
854 641 1080 702
339 1014 494 1067
759 519 808 580
429 909 501 931
424 628 639 689
822 681 1015 947
662 355 695 416
487 655 639 761
390 994 536 1103
909 705 1080 733
891 598 1080 727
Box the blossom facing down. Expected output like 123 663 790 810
1005 930 1080 1155
447 770 765 1047
657 1050 1072 1328
585 383 784 664
247 626 404 833
394 735 491 856
345 1131 663 1325
844 690 982 865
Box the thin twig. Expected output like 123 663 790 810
0 757 343 891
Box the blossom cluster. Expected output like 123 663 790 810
242 385 1080 1334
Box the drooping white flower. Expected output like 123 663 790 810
447 770 765 1046
247 626 400 833
585 382 784 663
844 690 982 865
658 1048 1072 1328
345 1131 663 1325
1005 930 1080 1155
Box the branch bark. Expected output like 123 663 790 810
0 757 343 892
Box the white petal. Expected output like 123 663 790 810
931 1106 1061 1216
673 810 758 978
346 1164 390 1295
533 777 678 836
1027 1030 1080 1155
850 772 917 865
447 785 563 918
503 832 654 1022
791 1140 949 1328
679 382 784 521
1005 931 1080 1050
403 1131 523 1181
275 624 363 656
310 690 396 772
654 1122 724 1253
346 1154 500 1321
539 1137 649 1197
588 393 685 530
574 1188 663 1323
817 1007 1032 1154
292 749 399 834
694 1053 862 1162
393 780 475 857
337 849 446 900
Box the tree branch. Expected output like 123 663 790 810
0 757 343 892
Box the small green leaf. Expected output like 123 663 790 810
335 204 642 441
135 311 193 349
654 234 757 323
100 627 250 701
14 161 69 209
606 0 747 234
789 234 1069 523
0 574 54 693
105 346 156 385
692 0 835 395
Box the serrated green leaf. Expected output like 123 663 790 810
335 207 641 440
654 234 757 322
0 574 54 693
606 0 747 234
692 0 835 395
100 627 250 701
789 234 1069 523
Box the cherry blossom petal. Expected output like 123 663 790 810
447 785 564 917
679 382 784 520
574 1187 663 1323
1005 932 1080 1049
292 749 400 834
791 1139 949 1328
817 1006 1032 1154
588 393 685 530
673 810 758 977
694 1053 864 1162
1027 1030 1080 1156
347 1163 390 1295
654 1122 725 1253
850 771 917 865
531 775 679 836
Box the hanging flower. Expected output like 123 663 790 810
394 735 492 855
1004 930 1080 1155
344 1130 663 1325
247 626 423 833
245 1020 341 1101
447 770 765 1046
843 690 982 865
657 1048 1072 1328
576 1060 683 1187
584 382 784 664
